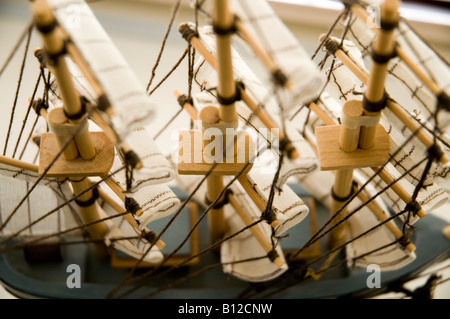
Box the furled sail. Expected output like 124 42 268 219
109 150 181 229
321 36 449 223
46 0 156 140
220 183 288 282
35 0 181 262
192 25 319 189
192 0 326 111
62 58 177 191
345 3 450 130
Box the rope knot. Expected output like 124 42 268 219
177 94 193 108
179 24 198 43
261 206 277 225
427 143 443 162
405 200 421 216
32 98 48 116
212 14 239 36
437 91 450 112
74 185 99 207
266 249 279 262
205 188 233 210
142 231 158 244
123 149 140 170
125 196 140 215
398 232 412 249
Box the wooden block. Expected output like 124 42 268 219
177 130 254 176
39 131 114 177
315 124 389 171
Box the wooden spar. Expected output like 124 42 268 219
234 17 291 89
320 37 449 164
309 102 337 126
371 166 426 218
174 90 199 121
0 155 39 173
177 23 300 159
228 193 284 268
359 0 399 150
237 175 279 228
351 4 444 97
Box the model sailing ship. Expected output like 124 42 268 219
0 0 449 298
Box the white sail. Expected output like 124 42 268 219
345 195 416 270
46 0 156 140
102 197 164 264
245 172 309 236
345 4 450 130
194 0 326 111
192 26 319 189
319 37 449 222
171 171 290 282
109 151 181 230
221 184 288 282
0 163 81 237
62 51 176 191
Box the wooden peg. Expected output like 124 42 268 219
340 100 364 152
47 107 81 160
443 224 450 240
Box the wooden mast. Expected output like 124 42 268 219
32 0 110 249
176 0 285 268
359 0 399 150
316 0 400 251
177 22 300 160
199 0 239 244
